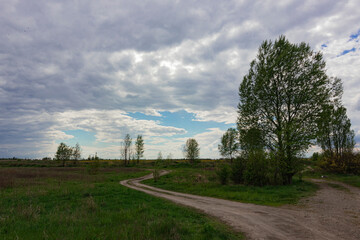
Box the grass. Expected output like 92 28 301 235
0 167 243 240
144 167 318 206
304 171 360 188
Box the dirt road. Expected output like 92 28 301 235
120 171 360 240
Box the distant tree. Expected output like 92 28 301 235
238 35 339 184
183 138 200 163
72 143 82 161
317 104 355 171
135 135 144 164
121 134 132 165
157 151 163 160
218 128 239 162
55 142 73 167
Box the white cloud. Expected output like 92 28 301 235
1 0 360 158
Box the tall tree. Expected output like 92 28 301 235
218 128 239 162
55 142 73 167
135 135 144 164
121 134 132 165
238 35 336 184
183 138 200 163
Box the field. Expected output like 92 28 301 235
0 162 243 240
2 158 358 239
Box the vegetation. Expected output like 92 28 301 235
237 35 348 185
73 143 82 161
0 166 243 239
316 99 358 173
183 138 200 164
121 134 132 165
218 128 239 162
144 167 317 206
55 142 74 167
135 135 145 164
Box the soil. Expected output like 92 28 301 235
120 171 360 240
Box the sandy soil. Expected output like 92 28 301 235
120 171 360 240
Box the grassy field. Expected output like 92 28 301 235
144 167 318 206
0 166 243 240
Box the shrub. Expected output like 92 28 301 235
243 150 269 186
216 164 230 185
230 157 246 184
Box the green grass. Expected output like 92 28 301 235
0 167 243 240
304 171 360 188
329 174 360 188
144 168 318 206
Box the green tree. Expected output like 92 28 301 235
183 138 200 163
218 128 239 162
135 135 144 164
317 104 355 171
55 142 73 167
238 35 336 184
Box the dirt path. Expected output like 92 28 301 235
120 171 360 240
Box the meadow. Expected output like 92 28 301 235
0 160 243 240
1 158 359 239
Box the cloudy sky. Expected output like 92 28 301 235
1 0 359 159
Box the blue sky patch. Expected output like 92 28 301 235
339 47 356 56
349 29 360 40
128 110 234 137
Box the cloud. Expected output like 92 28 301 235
1 0 360 158
0 109 186 158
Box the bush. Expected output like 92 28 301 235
230 157 246 184
243 150 269 186
318 151 360 174
216 164 230 185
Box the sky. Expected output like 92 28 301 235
0 0 359 159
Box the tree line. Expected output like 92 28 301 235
55 135 201 166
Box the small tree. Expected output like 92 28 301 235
157 151 163 160
317 104 355 172
55 142 73 167
121 134 132 165
135 135 144 164
183 138 200 164
72 142 82 161
218 128 239 162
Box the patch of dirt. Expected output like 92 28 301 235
120 171 360 240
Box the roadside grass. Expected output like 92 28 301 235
144 167 318 206
303 171 360 188
0 167 243 240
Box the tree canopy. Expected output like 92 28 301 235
218 128 239 161
183 138 200 163
238 35 339 184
